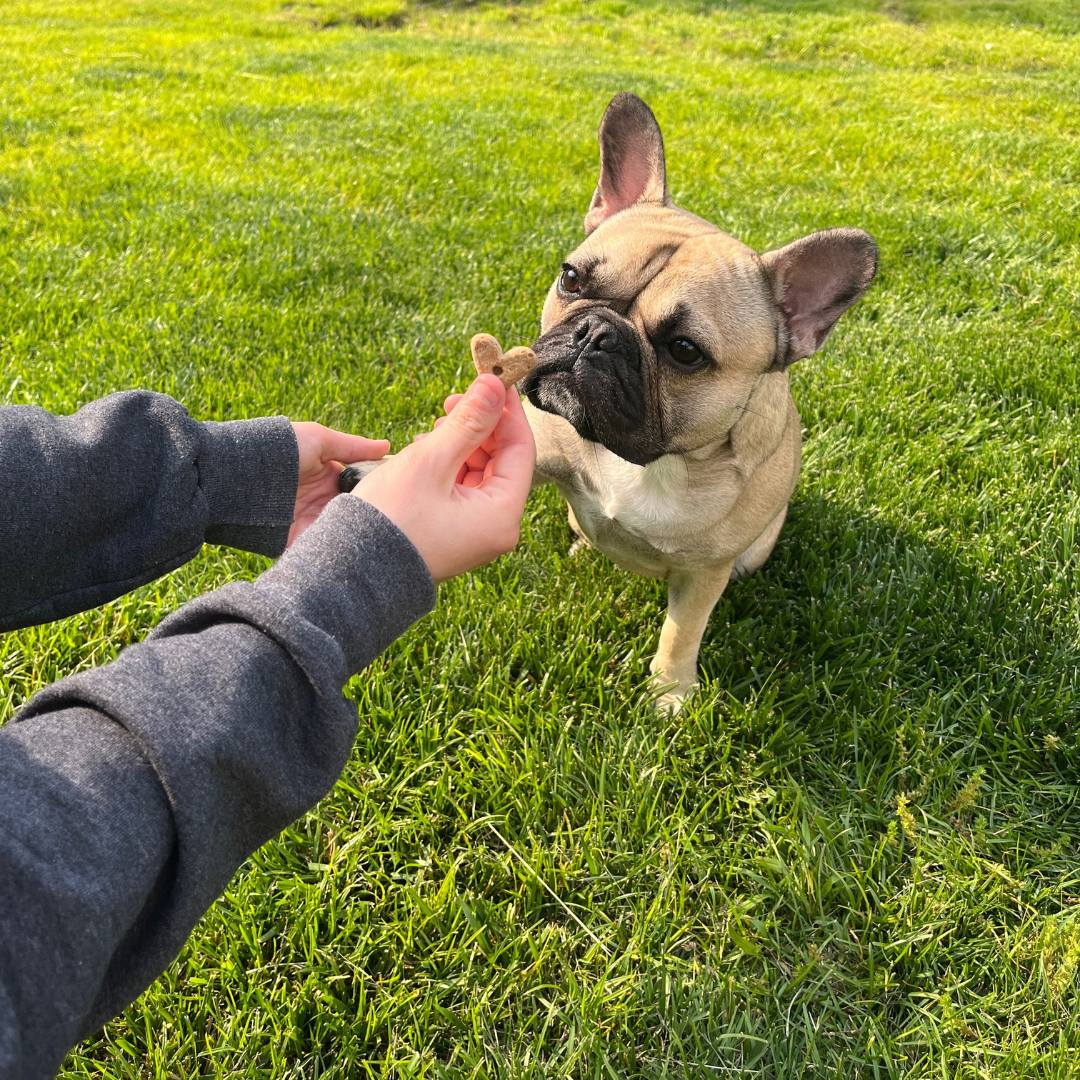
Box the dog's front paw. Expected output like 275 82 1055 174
338 457 390 494
647 667 696 715
653 687 692 714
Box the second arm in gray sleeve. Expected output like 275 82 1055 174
0 495 437 1079
0 390 299 632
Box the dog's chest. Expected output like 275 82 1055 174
565 450 700 559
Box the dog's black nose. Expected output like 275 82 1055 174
573 316 619 353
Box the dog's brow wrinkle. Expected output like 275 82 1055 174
638 244 680 287
651 303 690 336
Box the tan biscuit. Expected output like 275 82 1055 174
496 346 538 386
470 333 503 372
470 333 538 388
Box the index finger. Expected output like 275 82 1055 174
321 430 392 464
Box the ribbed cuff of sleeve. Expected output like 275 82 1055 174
253 495 436 676
199 416 299 558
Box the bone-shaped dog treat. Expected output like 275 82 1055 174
470 333 537 388
337 334 538 495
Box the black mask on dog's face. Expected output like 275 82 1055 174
522 305 665 466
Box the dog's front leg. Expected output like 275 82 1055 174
649 562 734 713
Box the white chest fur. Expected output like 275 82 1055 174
567 448 716 558
593 450 681 534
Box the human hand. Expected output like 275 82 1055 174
352 374 535 583
289 423 390 546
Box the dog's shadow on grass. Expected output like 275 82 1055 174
696 491 1079 807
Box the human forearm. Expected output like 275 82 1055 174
0 390 299 631
0 496 435 1078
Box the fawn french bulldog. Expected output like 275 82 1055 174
518 92 878 710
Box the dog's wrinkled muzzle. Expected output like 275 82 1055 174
522 310 665 466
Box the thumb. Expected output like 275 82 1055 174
419 375 505 477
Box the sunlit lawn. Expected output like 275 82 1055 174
2 0 1080 1074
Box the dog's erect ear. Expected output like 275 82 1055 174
584 93 673 236
760 227 879 366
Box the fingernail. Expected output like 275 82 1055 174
472 378 501 410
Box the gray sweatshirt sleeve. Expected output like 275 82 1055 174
0 495 437 1080
0 390 300 632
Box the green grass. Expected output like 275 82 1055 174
2 0 1080 1074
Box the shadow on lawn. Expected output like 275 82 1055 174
702 489 1080 787
629 492 1080 1075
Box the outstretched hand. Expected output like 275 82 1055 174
351 374 536 583
289 423 390 547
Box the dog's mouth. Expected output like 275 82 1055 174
521 312 665 466
519 352 601 445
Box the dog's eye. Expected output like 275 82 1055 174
668 338 703 366
560 267 581 294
